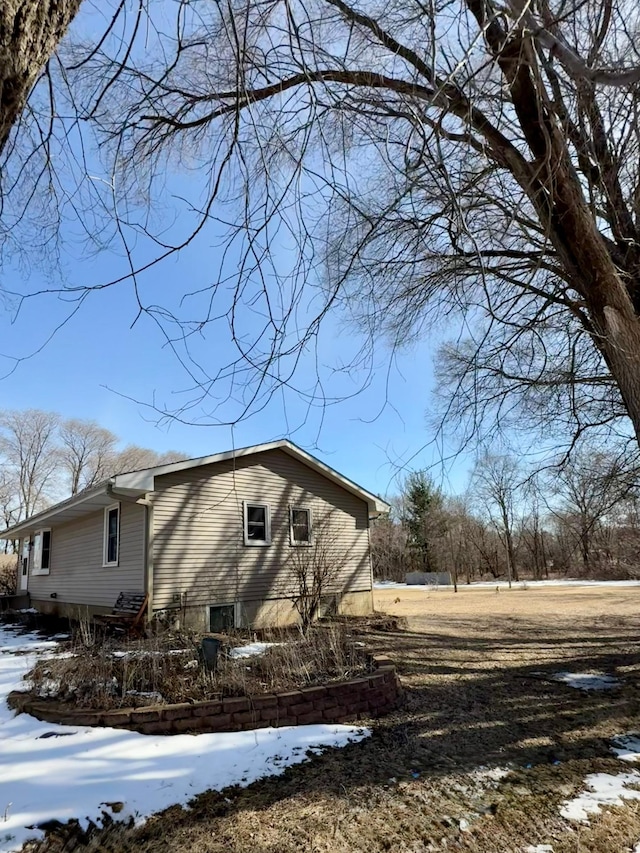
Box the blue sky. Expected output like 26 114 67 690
0 242 470 498
0 2 475 502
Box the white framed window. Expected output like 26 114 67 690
103 503 120 566
243 501 271 546
31 529 52 576
290 507 312 545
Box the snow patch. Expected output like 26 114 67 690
111 649 188 659
229 642 282 659
470 766 511 783
560 771 640 823
551 672 620 691
0 624 369 852
525 846 554 853
611 734 640 762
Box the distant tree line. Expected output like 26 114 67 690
0 409 185 543
372 450 640 583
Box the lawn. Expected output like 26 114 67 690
20 584 640 852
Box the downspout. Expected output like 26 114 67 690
106 485 154 622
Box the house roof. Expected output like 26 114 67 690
1 440 390 537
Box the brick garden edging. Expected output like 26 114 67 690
9 655 402 735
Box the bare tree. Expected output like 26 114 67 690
434 321 627 458
519 477 550 580
605 492 640 577
59 418 118 494
0 469 20 551
370 511 407 582
0 2 83 156
549 449 635 572
107 445 187 476
471 454 522 584
373 491 507 584
4 0 640 464
0 408 188 533
471 519 509 579
440 497 481 587
0 409 59 518
1 0 621 453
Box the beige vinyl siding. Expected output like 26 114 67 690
26 502 145 608
151 449 372 610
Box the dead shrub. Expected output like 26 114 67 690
0 553 17 595
26 623 369 709
288 519 349 634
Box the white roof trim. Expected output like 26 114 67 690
0 483 115 538
114 440 389 514
0 440 389 538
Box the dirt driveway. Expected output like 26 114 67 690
31 584 640 853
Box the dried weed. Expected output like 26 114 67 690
27 623 368 708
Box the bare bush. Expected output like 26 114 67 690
0 553 17 595
26 624 367 709
289 520 350 634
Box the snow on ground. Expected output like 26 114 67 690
559 771 640 823
111 649 187 659
561 735 640 825
551 672 620 691
525 845 554 853
610 734 640 762
469 766 511 784
374 579 640 590
0 624 369 853
229 642 282 659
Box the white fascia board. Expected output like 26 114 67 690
114 440 390 514
0 440 389 541
113 441 287 489
278 443 390 514
0 483 112 539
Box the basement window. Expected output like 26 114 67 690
209 604 236 633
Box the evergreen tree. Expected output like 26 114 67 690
402 472 444 573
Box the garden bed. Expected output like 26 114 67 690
21 623 373 709
10 654 402 734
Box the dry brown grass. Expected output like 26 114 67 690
373 582 640 621
23 584 640 853
26 624 368 708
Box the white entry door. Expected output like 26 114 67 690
18 537 29 592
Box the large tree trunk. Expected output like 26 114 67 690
0 1 82 155
540 156 640 444
463 2 640 449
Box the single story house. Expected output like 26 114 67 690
2 441 389 630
